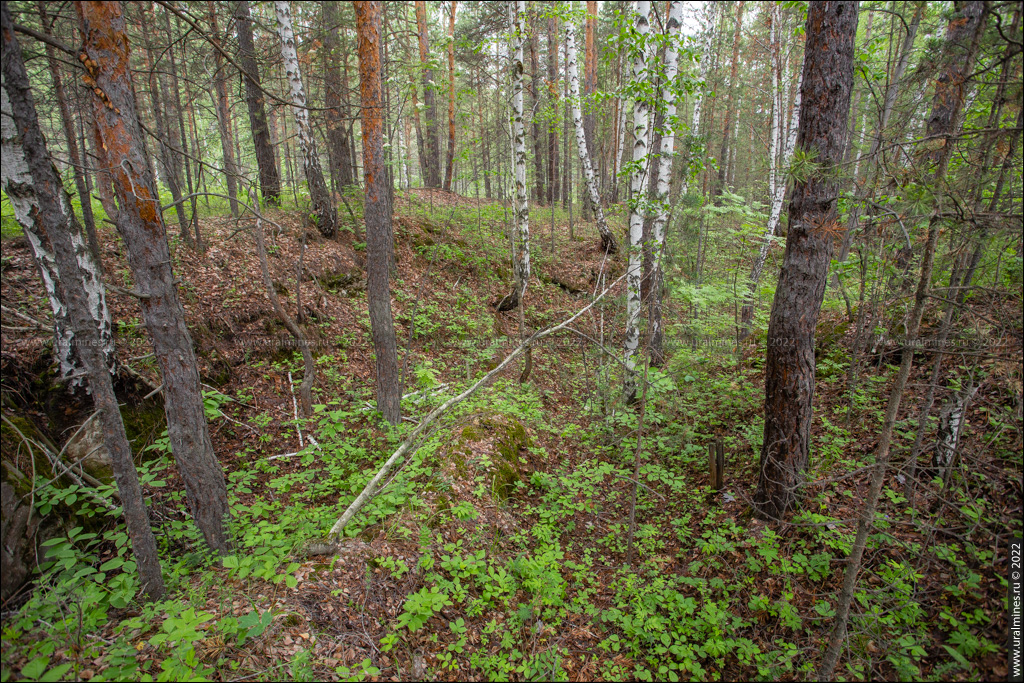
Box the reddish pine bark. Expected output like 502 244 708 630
76 0 232 552
415 1 441 188
443 1 457 191
354 0 401 425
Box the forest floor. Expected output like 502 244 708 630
1 189 1021 682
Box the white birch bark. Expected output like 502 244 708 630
565 23 617 253
275 0 336 235
623 0 652 401
647 2 685 351
509 0 530 308
1 84 114 385
680 2 715 197
749 60 802 289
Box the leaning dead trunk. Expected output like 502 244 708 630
77 0 232 554
275 0 337 237
3 3 164 598
565 22 617 253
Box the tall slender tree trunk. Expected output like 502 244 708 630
498 0 531 314
323 1 355 191
2 79 115 387
208 2 239 217
275 0 337 237
37 2 102 264
647 1 684 367
623 0 652 403
547 16 560 206
819 5 987 675
166 13 201 247
354 0 401 424
566 23 617 253
562 37 571 212
740 13 803 341
443 1 457 191
713 1 744 202
236 0 282 206
143 6 189 241
835 2 922 276
2 5 165 598
77 0 232 554
415 1 442 188
755 0 858 519
581 0 597 218
528 6 545 204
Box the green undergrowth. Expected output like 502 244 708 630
3 194 1017 682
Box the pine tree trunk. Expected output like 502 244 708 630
208 2 239 217
527 7 545 204
443 1 457 191
415 1 442 188
565 23 617 253
77 0 232 554
623 0 652 403
236 0 282 206
547 16 560 206
355 0 401 425
4 4 166 599
38 2 102 264
323 1 355 191
755 1 858 520
582 0 597 218
142 9 189 241
275 0 337 236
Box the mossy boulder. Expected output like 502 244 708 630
450 416 531 503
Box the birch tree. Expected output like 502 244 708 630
646 1 684 366
3 2 165 598
739 3 803 341
1 86 114 386
497 1 530 314
623 0 652 403
565 18 618 253
275 0 337 237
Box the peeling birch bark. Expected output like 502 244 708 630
623 0 652 403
